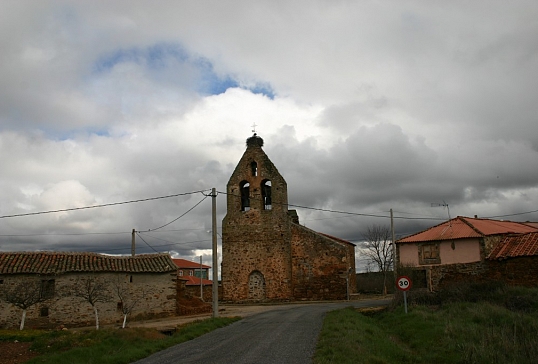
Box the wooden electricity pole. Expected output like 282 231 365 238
211 188 219 318
200 255 203 301
131 229 136 256
390 209 396 280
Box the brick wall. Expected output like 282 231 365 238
0 271 177 329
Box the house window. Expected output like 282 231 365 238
419 244 440 265
117 302 123 311
189 270 193 276
251 161 258 176
40 306 49 317
40 279 55 299
179 270 184 276
0 279 3 284
240 181 250 211
262 180 272 210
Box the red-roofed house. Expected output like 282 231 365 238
172 258 211 282
172 258 214 300
0 252 178 329
396 216 538 290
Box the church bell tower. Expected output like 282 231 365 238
221 134 293 301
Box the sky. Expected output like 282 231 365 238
1 1 538 272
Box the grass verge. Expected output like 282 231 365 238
1 317 240 364
315 285 538 364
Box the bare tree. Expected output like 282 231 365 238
361 224 394 295
112 276 148 329
72 276 110 330
2 279 54 330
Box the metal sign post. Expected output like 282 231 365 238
397 276 412 314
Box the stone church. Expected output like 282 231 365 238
222 134 356 302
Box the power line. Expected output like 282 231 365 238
135 232 159 253
0 231 129 237
482 209 538 219
137 234 212 248
216 190 445 221
139 195 209 232
82 238 213 253
0 189 211 219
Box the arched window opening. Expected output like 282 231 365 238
248 270 266 300
262 180 272 210
240 181 250 211
251 161 258 176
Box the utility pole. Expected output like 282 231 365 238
131 229 136 256
211 188 219 318
200 255 203 301
390 209 396 280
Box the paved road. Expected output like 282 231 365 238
133 299 391 364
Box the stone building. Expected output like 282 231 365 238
0 252 177 329
222 134 356 302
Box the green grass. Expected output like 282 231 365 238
315 285 538 364
1 317 240 364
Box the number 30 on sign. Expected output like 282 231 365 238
397 276 412 291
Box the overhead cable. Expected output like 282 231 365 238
140 195 209 232
135 232 159 253
0 189 211 219
216 190 444 221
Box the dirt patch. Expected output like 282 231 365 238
355 306 388 316
177 296 212 316
0 341 39 364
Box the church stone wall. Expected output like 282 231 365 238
222 237 292 301
291 224 355 300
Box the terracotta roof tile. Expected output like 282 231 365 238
397 216 538 243
172 258 211 269
488 232 538 260
0 252 178 275
180 276 213 286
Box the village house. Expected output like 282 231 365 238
172 258 210 280
172 258 213 301
396 216 538 290
222 134 356 302
0 251 178 329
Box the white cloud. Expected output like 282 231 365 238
1 1 538 261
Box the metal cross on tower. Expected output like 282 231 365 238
251 123 258 133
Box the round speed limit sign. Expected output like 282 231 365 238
397 276 412 291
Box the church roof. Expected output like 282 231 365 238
319 232 356 246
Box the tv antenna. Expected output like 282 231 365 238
431 201 451 226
